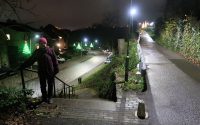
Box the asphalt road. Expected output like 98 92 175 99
26 54 107 97
57 55 106 85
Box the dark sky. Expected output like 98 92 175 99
20 0 166 30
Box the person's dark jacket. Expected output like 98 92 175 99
21 46 59 77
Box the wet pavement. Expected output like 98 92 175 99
28 85 148 125
140 33 200 125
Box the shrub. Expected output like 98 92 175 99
158 18 178 50
129 42 140 70
0 87 33 113
157 16 200 65
122 75 144 91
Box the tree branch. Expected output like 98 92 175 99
3 0 21 22
2 0 36 22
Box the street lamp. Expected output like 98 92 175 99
125 0 138 82
130 7 137 17
35 34 40 39
84 37 88 42
57 43 61 48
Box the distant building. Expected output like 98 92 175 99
0 21 42 68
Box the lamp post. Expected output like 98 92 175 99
81 37 88 56
83 37 88 47
125 0 137 82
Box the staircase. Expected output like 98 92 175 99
19 69 149 125
28 85 149 125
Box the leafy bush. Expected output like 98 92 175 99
158 18 178 50
112 56 125 76
113 42 139 76
0 87 33 113
122 75 144 91
129 42 140 70
157 17 200 65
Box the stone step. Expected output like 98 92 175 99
38 98 116 111
34 117 148 125
33 97 147 124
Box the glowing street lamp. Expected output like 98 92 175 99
125 1 138 82
130 7 137 17
95 39 98 43
35 34 40 39
84 37 88 42
57 43 61 48
6 34 10 40
150 22 154 27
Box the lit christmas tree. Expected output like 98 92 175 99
73 43 76 47
76 43 82 50
22 41 31 55
90 43 94 48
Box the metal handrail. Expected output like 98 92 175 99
21 68 75 98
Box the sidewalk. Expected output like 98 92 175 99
140 33 200 125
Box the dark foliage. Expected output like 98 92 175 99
0 87 33 113
154 17 165 39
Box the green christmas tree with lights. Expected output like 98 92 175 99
76 43 82 50
90 43 94 48
22 41 31 55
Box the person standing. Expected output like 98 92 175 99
20 37 59 104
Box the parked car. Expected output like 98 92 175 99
104 58 111 64
104 56 112 64
104 53 113 64
57 56 65 63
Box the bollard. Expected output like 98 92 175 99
137 102 146 119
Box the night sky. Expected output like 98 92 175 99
20 0 166 30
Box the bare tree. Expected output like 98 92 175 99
0 0 36 22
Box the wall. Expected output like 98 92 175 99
118 38 126 55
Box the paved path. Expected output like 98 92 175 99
140 33 200 125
